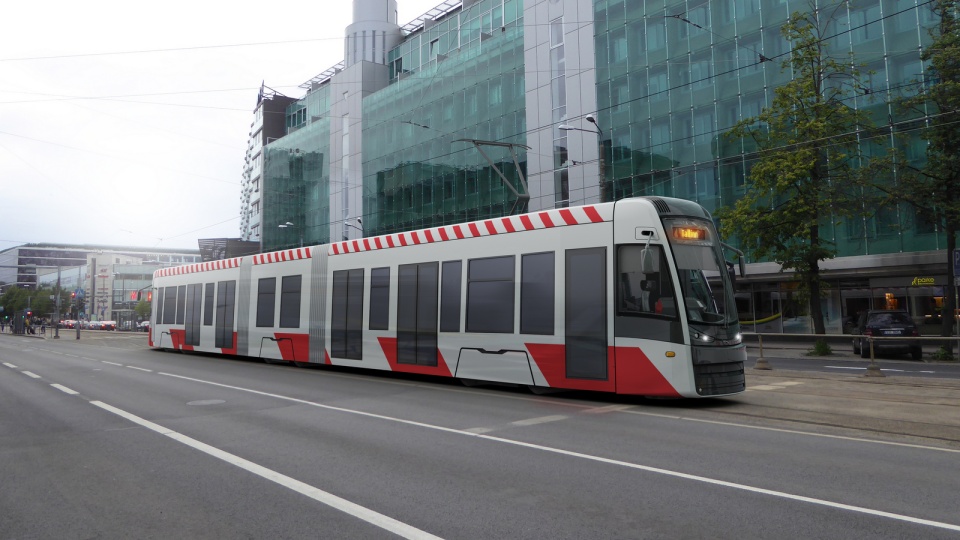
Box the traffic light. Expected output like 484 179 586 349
147 291 153 302
26 311 32 317
71 292 76 298
131 291 138 301
136 291 142 301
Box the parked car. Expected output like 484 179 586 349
852 309 922 359
137 321 150 332
101 320 117 331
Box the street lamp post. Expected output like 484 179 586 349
278 222 303 248
559 114 606 203
344 217 363 236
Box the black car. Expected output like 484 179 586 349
852 310 922 359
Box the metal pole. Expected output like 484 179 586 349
754 333 771 370
54 265 61 339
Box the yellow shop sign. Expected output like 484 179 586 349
911 277 935 286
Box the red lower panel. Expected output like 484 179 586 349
524 343 616 393
273 332 309 362
613 346 681 397
377 337 452 377
168 329 193 351
221 332 237 355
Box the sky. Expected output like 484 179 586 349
0 0 442 252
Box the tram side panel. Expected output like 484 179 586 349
324 218 618 392
151 260 244 354
246 252 315 364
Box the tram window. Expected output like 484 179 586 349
185 283 202 346
162 287 178 324
440 261 462 332
369 267 390 330
215 280 237 349
279 275 302 328
156 287 165 324
617 245 676 317
256 277 276 327
332 269 364 359
203 283 214 326
466 255 515 333
175 285 186 324
521 252 555 335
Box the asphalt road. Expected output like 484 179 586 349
756 355 960 379
2 332 959 539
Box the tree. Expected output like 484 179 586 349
894 0 960 342
718 4 888 334
135 299 152 320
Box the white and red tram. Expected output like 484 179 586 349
149 196 746 397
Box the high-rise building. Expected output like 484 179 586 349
254 0 950 334
240 84 297 242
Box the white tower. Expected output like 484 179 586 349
344 0 403 67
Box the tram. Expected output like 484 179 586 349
149 196 746 397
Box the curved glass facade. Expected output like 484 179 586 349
262 86 332 250
363 0 526 237
592 0 940 256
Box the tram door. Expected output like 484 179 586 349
565 248 608 379
397 262 439 366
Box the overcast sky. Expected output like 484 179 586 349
0 0 442 252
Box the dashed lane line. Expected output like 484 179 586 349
156 370 960 533
90 400 442 540
51 384 79 395
22 371 41 379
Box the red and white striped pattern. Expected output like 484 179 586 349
252 247 313 265
328 205 610 256
154 257 243 278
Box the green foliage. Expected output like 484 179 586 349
894 0 960 338
806 339 833 356
717 4 891 334
932 345 958 362
135 299 152 319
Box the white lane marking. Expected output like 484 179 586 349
22 371 41 379
583 404 634 414
3 362 17 368
101 361 123 366
126 366 152 373
82 357 98 361
159 371 960 532
746 385 785 391
464 427 494 434
776 381 805 386
65 354 79 358
680 413 960 454
89 400 441 540
51 384 79 395
825 366 936 374
510 415 567 427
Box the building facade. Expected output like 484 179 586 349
240 85 297 242
0 244 201 326
257 0 949 334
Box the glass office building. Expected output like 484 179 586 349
259 0 949 333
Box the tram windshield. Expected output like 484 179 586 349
664 218 738 328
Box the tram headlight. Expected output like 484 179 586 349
690 330 715 343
